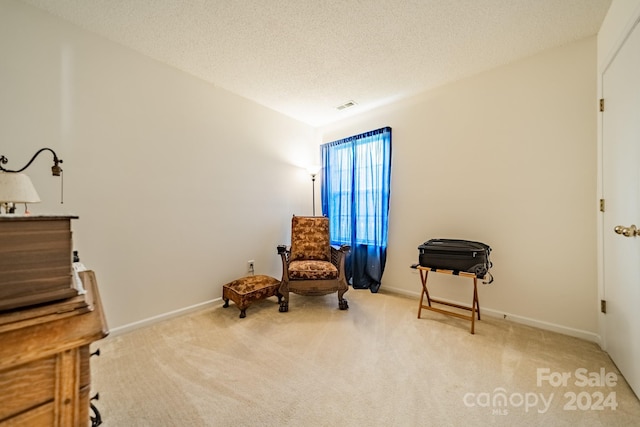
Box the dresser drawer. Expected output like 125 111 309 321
0 402 55 427
0 356 56 422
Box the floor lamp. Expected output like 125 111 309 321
307 165 321 216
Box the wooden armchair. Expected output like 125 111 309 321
277 216 350 312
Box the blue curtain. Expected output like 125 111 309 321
320 127 392 292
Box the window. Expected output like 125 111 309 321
320 127 392 291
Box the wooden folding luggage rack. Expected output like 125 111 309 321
414 265 480 334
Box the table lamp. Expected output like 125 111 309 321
0 148 63 214
0 172 41 214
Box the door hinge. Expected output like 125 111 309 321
599 98 605 112
600 199 605 212
601 299 607 314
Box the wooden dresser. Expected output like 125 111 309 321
0 270 108 426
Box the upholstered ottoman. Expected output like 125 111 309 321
222 275 282 318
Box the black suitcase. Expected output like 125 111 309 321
418 239 493 283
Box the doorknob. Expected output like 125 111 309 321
614 224 638 237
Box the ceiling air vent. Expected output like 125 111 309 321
336 100 357 111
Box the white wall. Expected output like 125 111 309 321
1 0 604 339
0 0 316 330
321 37 599 339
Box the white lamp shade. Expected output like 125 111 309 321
0 172 41 203
306 164 321 176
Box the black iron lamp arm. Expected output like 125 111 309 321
0 148 63 176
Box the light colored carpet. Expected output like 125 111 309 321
92 289 640 426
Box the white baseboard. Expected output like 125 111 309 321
108 298 221 337
109 288 602 346
380 286 601 345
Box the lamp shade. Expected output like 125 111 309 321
306 164 321 176
0 172 41 203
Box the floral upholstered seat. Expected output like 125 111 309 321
288 260 338 280
222 275 281 318
277 215 350 312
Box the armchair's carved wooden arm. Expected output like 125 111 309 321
277 245 290 281
330 245 350 271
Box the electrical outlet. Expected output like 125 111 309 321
247 260 255 274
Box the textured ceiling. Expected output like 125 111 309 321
21 0 611 127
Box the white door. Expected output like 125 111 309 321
602 18 640 397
